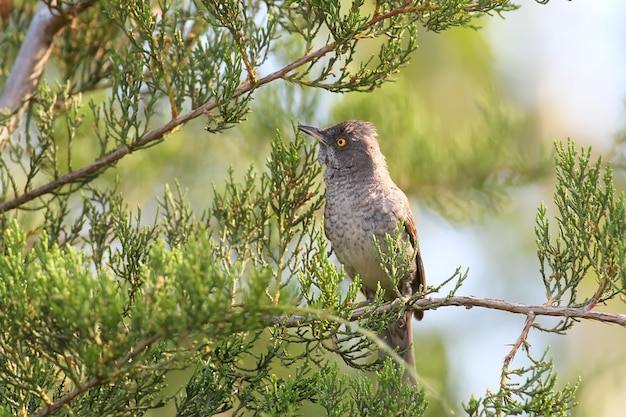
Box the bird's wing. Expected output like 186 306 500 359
403 209 426 320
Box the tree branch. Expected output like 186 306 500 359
503 311 535 370
0 0 98 149
0 41 336 213
430 295 626 326
272 296 626 327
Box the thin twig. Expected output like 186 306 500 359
503 311 536 370
584 276 607 312
416 296 626 326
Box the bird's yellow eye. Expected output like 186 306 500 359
336 138 347 147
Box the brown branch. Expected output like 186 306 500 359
0 0 98 149
0 42 335 212
367 0 483 28
272 296 626 327
584 276 607 312
369 0 424 27
426 296 626 326
503 311 536 370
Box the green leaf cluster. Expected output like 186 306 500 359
3 1 625 417
0 129 428 416
464 347 579 417
176 359 425 417
536 140 626 332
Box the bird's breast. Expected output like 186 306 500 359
323 177 401 295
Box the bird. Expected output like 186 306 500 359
298 120 425 385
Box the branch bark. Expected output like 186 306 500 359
425 295 626 326
0 41 336 212
271 295 626 327
0 0 97 149
503 311 535 369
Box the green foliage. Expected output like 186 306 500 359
462 140 626 416
372 222 417 299
535 140 626 332
284 0 516 93
330 359 426 417
0 129 427 416
176 360 425 417
2 1 624 417
464 347 579 417
208 127 325 304
0 220 167 416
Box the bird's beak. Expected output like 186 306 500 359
297 125 327 145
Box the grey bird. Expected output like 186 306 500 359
298 120 425 385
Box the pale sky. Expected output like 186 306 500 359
487 0 626 148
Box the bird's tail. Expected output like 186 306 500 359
378 310 416 386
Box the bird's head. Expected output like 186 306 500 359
297 120 386 175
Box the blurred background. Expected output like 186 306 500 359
99 1 626 416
